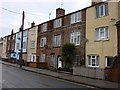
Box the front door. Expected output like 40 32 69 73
58 56 62 68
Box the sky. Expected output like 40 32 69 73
0 0 92 37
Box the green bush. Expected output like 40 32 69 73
61 43 76 69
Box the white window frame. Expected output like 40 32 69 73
16 43 19 50
70 32 80 45
96 4 108 18
88 55 99 67
71 12 81 24
40 37 46 47
50 54 55 67
32 54 36 62
96 27 109 41
40 54 46 62
53 35 61 47
23 42 26 49
31 41 35 48
74 55 80 66
54 18 62 28
41 23 47 32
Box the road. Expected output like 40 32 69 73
2 64 96 89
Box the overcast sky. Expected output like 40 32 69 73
0 0 92 37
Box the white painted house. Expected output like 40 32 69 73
14 29 28 61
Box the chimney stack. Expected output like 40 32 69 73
56 8 65 18
91 0 103 5
11 29 14 35
31 21 35 27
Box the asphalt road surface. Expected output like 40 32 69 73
2 64 96 89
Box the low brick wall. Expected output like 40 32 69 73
73 66 105 79
28 62 48 69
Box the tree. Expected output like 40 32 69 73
61 43 76 69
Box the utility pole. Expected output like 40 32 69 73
20 11 25 68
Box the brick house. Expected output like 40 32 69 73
0 38 3 58
2 36 8 59
116 21 120 55
7 30 16 61
36 8 86 69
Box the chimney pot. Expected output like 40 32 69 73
56 8 65 18
91 0 103 5
31 21 35 27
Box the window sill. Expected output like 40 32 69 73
71 21 81 24
94 39 109 42
52 46 61 48
95 14 109 19
88 66 99 68
30 47 35 49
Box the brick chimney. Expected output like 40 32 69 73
91 0 103 5
31 21 35 27
11 29 14 35
56 8 65 18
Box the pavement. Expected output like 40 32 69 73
0 60 120 89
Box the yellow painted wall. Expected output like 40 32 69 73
27 26 38 56
2 37 7 58
86 2 119 68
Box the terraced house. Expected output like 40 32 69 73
27 22 38 67
86 0 120 68
6 30 16 61
14 28 28 63
0 38 3 58
34 8 86 69
2 36 8 59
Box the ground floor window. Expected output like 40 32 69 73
88 55 99 67
50 54 55 67
74 55 80 66
106 56 114 67
40 54 46 62
27 54 36 62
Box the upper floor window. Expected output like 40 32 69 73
17 33 20 39
70 32 80 45
40 37 46 47
31 27 36 35
71 12 81 24
96 27 109 41
41 23 47 32
23 31 27 37
31 41 35 48
16 43 19 50
53 35 61 47
88 55 99 67
23 42 26 49
96 4 108 18
54 18 62 28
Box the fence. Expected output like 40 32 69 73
105 55 120 82
73 66 105 79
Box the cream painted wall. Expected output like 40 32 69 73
86 2 119 68
2 37 7 58
27 26 38 61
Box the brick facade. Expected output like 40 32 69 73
36 9 86 69
116 21 120 55
7 30 16 60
